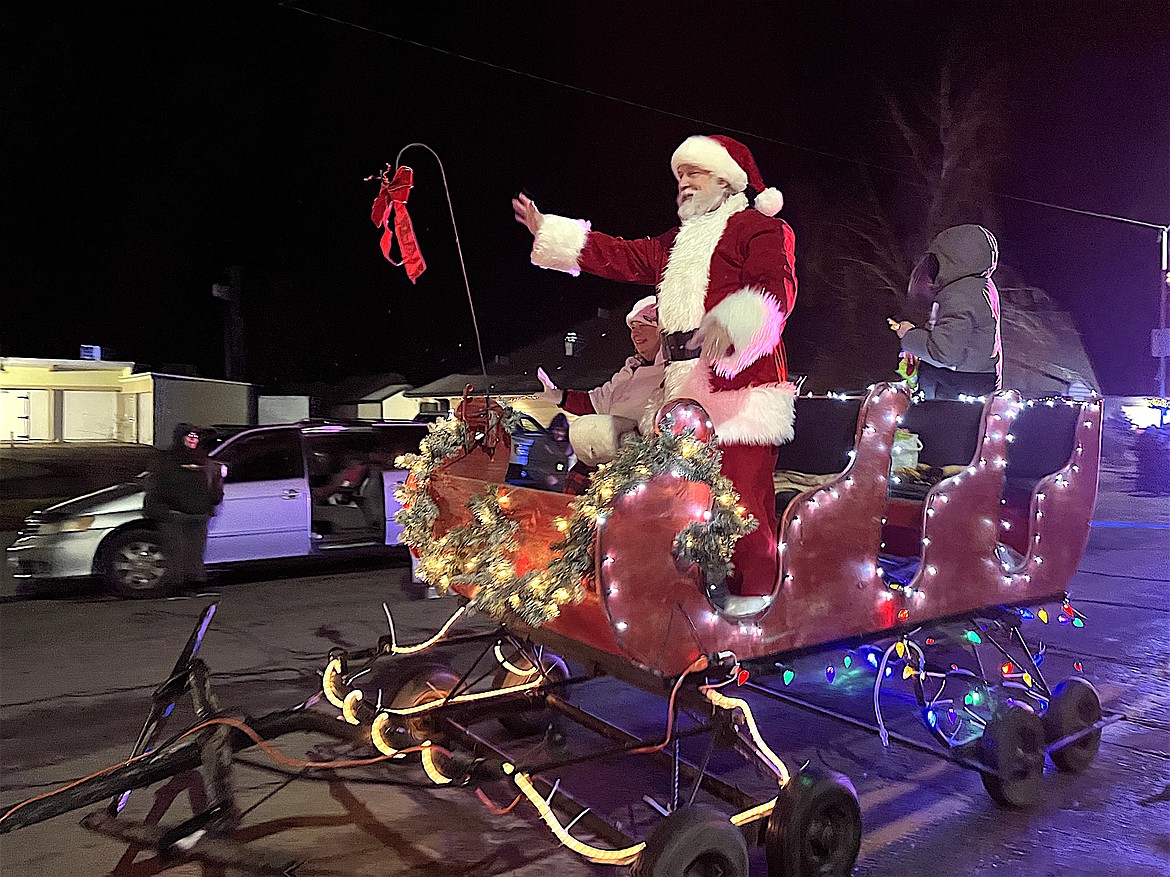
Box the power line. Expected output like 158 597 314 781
996 193 1167 231
277 1 860 168
278 1 1169 231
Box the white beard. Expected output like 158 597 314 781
677 185 731 222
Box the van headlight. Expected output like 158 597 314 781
39 516 96 534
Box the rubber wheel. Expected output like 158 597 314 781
388 663 461 743
765 768 862 877
632 805 749 877
1044 677 1102 773
101 528 176 598
494 650 569 737
979 703 1046 808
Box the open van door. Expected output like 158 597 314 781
302 423 428 548
206 430 311 563
375 423 428 546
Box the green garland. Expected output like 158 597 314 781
395 410 756 627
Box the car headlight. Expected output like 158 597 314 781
38 516 96 534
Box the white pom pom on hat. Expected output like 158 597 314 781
670 134 784 215
753 187 784 217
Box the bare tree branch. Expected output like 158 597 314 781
885 94 933 187
839 257 902 296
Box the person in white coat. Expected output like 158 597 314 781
535 296 665 475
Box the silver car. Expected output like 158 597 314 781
6 421 427 598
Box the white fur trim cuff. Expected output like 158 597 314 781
754 187 783 216
703 287 785 378
569 414 639 466
665 362 796 446
713 383 796 445
671 136 748 193
531 214 591 275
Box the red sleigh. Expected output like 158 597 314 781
428 384 1099 676
4 385 1112 877
338 382 1108 874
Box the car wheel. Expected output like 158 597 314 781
766 768 862 877
979 703 1046 808
1044 677 1103 773
632 805 749 877
494 648 570 738
101 528 176 598
387 663 462 744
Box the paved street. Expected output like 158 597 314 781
0 467 1167 876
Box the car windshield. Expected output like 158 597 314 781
510 414 548 437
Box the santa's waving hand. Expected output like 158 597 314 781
512 135 797 609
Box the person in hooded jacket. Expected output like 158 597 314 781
144 424 224 589
524 413 574 491
891 224 1002 399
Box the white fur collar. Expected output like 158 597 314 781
656 192 748 334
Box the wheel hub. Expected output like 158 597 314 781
116 543 165 586
806 802 855 863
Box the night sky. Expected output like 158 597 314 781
2 1 1167 393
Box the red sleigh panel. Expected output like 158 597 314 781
426 388 1100 680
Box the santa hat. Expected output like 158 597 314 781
625 295 658 327
670 135 784 217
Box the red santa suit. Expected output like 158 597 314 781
528 135 797 596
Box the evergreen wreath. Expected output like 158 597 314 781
395 410 757 627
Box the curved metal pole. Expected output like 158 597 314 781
395 142 489 379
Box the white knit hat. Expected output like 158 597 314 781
625 295 658 327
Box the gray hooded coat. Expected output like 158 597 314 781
901 225 1002 384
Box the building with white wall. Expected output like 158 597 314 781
1 358 253 446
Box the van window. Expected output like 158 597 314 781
301 427 426 484
373 425 428 463
218 431 304 483
305 432 378 493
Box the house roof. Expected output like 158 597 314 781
277 373 409 405
1 357 135 371
404 373 542 397
408 300 647 399
487 303 642 389
147 373 253 387
359 383 413 402
1001 286 1101 394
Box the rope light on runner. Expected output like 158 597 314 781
420 742 453 785
701 687 791 786
379 677 545 717
504 764 647 866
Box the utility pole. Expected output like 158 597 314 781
1158 226 1169 397
213 266 246 381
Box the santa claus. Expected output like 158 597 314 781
512 134 797 608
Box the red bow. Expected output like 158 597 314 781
371 165 426 283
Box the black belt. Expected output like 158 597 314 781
661 330 701 364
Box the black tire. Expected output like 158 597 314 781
388 663 461 743
1044 677 1102 773
100 528 176 598
494 650 569 738
632 805 749 877
766 768 862 877
979 703 1046 808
